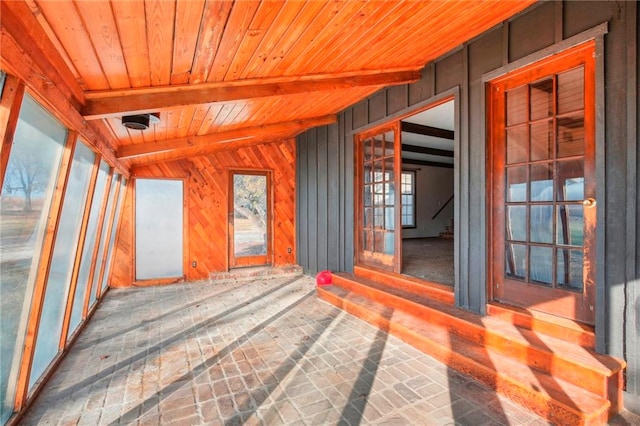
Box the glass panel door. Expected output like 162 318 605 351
356 123 401 272
489 42 595 324
229 171 271 268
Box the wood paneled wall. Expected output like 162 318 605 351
110 140 296 286
296 0 640 408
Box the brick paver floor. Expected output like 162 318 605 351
18 275 631 425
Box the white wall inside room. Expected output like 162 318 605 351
402 165 454 239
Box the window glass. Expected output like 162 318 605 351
89 173 119 308
0 95 67 423
100 178 127 293
401 171 415 227
29 140 95 390
135 179 184 280
67 160 110 338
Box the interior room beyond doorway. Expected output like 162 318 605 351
400 100 455 286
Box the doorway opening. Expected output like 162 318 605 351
354 98 456 287
400 100 455 285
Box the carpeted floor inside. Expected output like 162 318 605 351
402 237 454 286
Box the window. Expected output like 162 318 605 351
67 160 111 338
30 139 95 390
0 94 67 422
401 171 416 228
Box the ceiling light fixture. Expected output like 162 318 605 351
122 112 160 130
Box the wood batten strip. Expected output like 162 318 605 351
0 74 25 190
117 115 336 161
81 69 421 119
13 132 77 411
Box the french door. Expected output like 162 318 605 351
488 42 596 324
229 171 272 268
355 123 402 272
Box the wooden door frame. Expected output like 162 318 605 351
228 169 273 269
486 41 597 324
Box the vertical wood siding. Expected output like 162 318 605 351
296 0 640 404
110 140 296 286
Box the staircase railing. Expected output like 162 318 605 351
432 194 454 220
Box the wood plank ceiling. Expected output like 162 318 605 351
4 0 534 166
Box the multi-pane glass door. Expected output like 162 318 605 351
229 171 272 268
489 42 595 324
356 123 401 272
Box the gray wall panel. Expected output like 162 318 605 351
387 85 408 115
508 1 556 61
369 90 387 123
352 100 368 130
564 1 616 39
468 28 503 80
435 50 463 94
409 64 434 106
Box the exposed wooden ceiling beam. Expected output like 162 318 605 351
402 158 453 169
401 121 454 140
401 143 453 158
118 115 336 160
82 69 421 119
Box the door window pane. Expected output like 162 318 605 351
557 114 584 157
233 175 267 257
557 205 584 247
68 160 110 337
530 246 553 285
30 140 95 389
506 86 527 126
0 95 67 423
505 243 526 280
506 126 527 164
506 167 527 202
557 249 583 290
530 120 553 161
135 179 183 280
506 206 526 241
557 160 584 201
530 205 554 244
529 78 554 120
557 67 584 114
530 163 554 202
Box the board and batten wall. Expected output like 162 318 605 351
296 1 639 409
